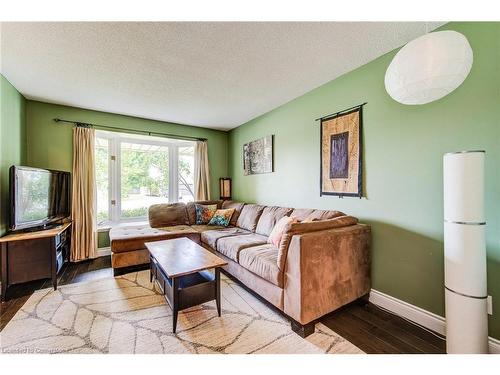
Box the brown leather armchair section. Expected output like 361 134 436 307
283 224 371 325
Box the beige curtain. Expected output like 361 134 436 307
70 126 97 261
194 140 211 200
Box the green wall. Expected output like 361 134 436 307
228 22 500 339
26 100 228 193
25 100 229 246
0 74 26 236
97 231 110 249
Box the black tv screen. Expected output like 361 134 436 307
10 166 71 231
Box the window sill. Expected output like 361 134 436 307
97 225 112 232
97 220 149 232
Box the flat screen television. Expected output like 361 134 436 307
9 166 71 232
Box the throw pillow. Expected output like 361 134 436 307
195 204 217 225
208 208 236 227
268 216 297 247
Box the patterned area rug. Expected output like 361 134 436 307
0 271 364 354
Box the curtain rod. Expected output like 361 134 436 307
53 118 207 142
314 102 367 122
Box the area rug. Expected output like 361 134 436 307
0 271 364 354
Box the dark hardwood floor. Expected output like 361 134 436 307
322 302 445 353
0 256 446 353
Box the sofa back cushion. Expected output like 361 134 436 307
148 203 189 228
236 204 265 232
221 200 246 226
290 208 345 221
256 206 293 236
186 200 222 225
276 215 358 270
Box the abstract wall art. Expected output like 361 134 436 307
243 135 274 175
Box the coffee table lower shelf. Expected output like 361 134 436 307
150 257 221 333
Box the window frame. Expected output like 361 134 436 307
95 130 195 227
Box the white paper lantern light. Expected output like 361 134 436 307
385 30 473 105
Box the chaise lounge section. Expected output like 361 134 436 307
109 200 371 336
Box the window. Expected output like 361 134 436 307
120 141 170 219
178 146 195 203
95 131 195 226
95 137 110 223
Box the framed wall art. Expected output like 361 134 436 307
319 104 364 197
243 135 274 176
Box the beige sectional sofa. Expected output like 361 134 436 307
109 200 371 336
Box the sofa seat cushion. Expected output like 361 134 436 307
109 224 199 253
158 225 195 232
238 244 283 287
216 233 268 262
236 204 265 232
191 224 225 232
255 206 293 236
201 227 251 249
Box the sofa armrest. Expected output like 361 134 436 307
283 224 371 324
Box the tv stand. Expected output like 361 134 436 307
17 223 61 233
0 222 71 301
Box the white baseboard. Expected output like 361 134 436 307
490 337 500 354
369 288 500 354
96 247 111 257
369 289 446 335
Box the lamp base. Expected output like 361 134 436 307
445 288 488 353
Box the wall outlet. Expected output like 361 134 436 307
487 295 493 315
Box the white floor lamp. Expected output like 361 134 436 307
443 150 488 353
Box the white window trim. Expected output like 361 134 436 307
95 130 194 228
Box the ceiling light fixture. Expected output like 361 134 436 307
385 30 473 105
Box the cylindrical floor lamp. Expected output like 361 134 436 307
443 150 488 353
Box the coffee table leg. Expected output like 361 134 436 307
215 268 221 317
173 277 179 333
149 257 153 283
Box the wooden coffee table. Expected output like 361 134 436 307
145 237 227 333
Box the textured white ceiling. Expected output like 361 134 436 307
0 22 443 130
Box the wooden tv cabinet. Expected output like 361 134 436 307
0 222 71 301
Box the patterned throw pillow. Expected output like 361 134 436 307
195 204 217 224
268 216 297 247
208 208 236 227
